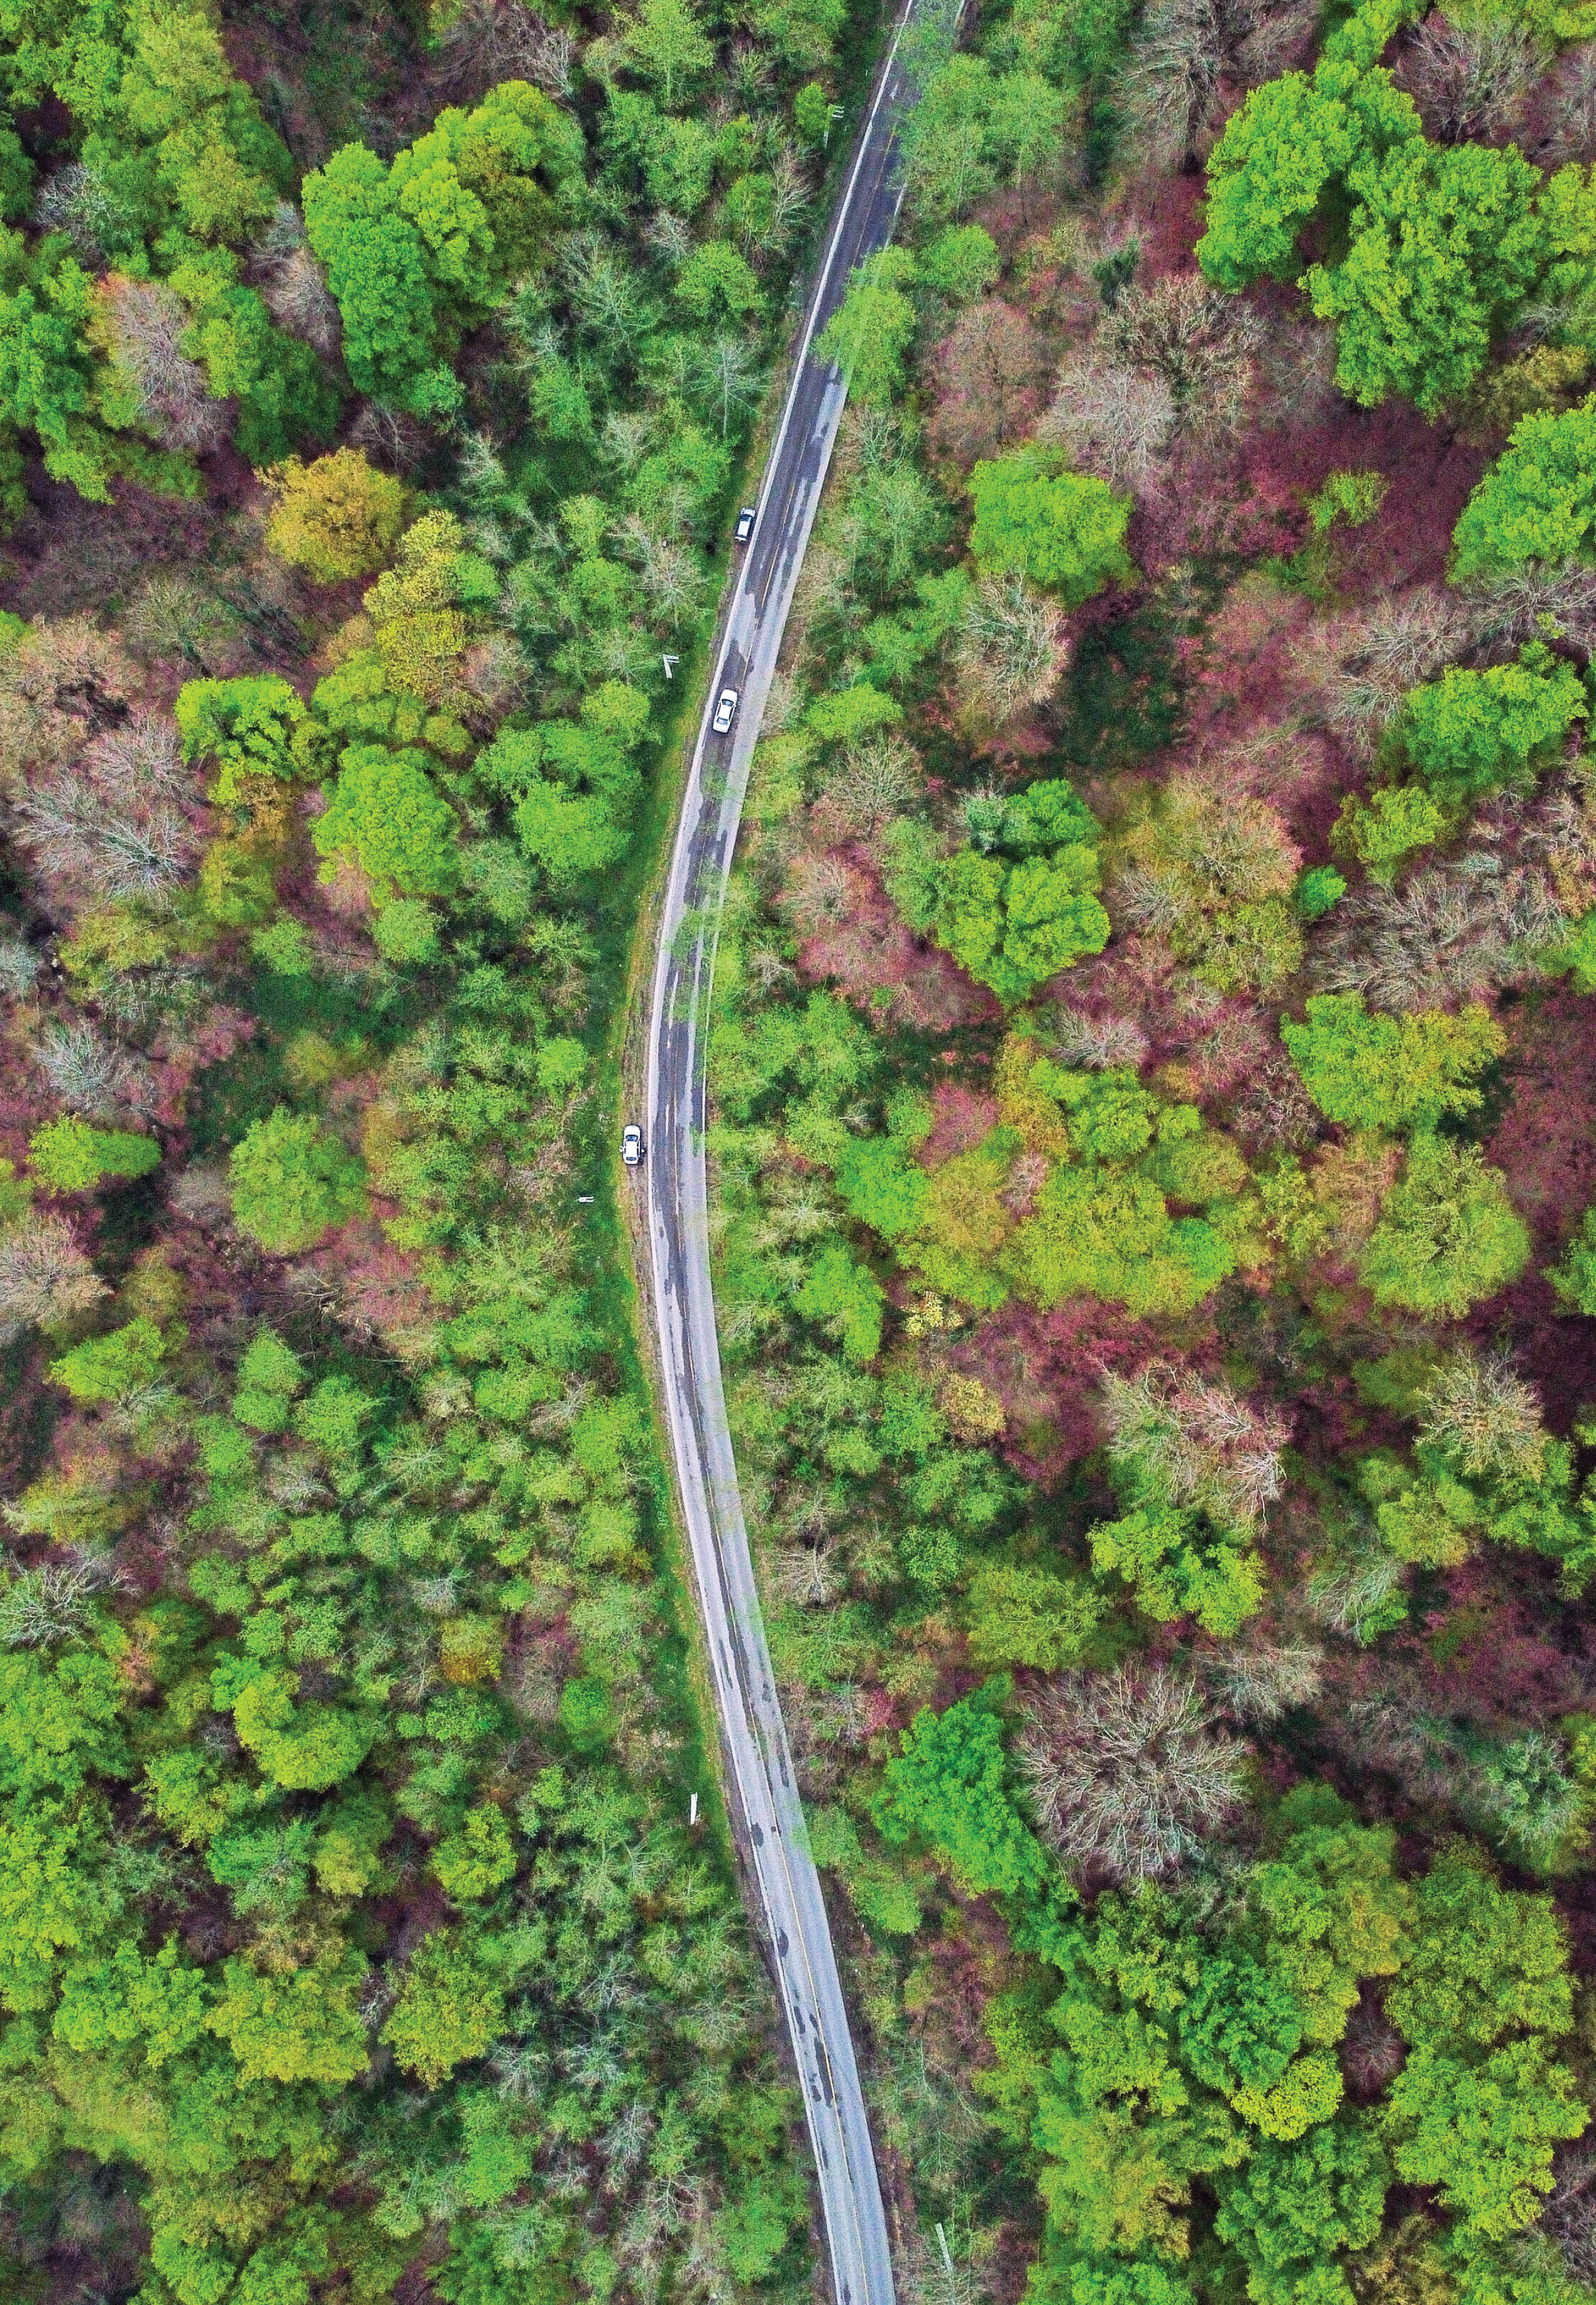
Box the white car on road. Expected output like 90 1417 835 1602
734 506 757 543
712 687 740 734
620 1124 644 1167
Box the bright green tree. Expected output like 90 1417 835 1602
968 454 1133 606
49 1316 168 1402
1305 140 1546 416
1399 645 1587 800
175 673 308 802
1451 397 1596 584
312 744 460 899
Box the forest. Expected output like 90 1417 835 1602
6 0 1596 2293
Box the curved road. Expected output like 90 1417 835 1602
641 18 923 2305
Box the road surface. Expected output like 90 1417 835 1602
641 16 923 2305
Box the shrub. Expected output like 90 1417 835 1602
229 1107 367 1254
264 449 407 583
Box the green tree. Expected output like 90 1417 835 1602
228 1107 367 1254
1281 994 1505 1131
1198 72 1367 290
876 1689 1050 1899
934 844 1110 1004
1399 645 1587 800
815 248 918 405
1549 1205 1596 1312
1305 140 1546 416
1214 2118 1389 2302
674 240 762 326
302 142 442 408
1359 1136 1531 1316
28 1117 160 1193
431 1806 517 1902
48 1316 167 1402
381 1928 505 2086
312 744 460 899
968 453 1133 606
229 1328 304 1432
1331 784 1446 882
964 1562 1106 1669
795 1242 885 1362
1387 1848 1574 2053
204 1948 370 2085
1384 2040 1585 2238
1451 397 1596 584
624 0 715 104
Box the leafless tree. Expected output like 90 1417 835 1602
1121 0 1262 170
1101 1360 1289 1528
0 1555 124 1647
123 575 239 675
33 162 119 264
0 1213 108 1334
1018 1665 1247 1881
1257 312 1344 429
1544 2149 1596 2284
1417 1351 1547 1482
97 278 226 455
1038 357 1176 487
1296 589 1472 755
1394 11 1545 143
1313 856 1566 1010
928 301 1046 464
14 778 192 902
820 732 925 829
1464 561 1596 654
952 573 1069 724
1544 42 1596 164
1101 272 1264 443
0 617 138 780
35 1020 145 1120
1206 1640 1325 1721
261 243 342 359
13 710 194 904
348 401 429 473
433 0 576 94
1340 1995 1406 2099
1051 1003 1152 1068
0 937 39 998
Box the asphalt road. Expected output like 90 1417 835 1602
640 18 923 2305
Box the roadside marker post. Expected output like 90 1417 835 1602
662 653 680 680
